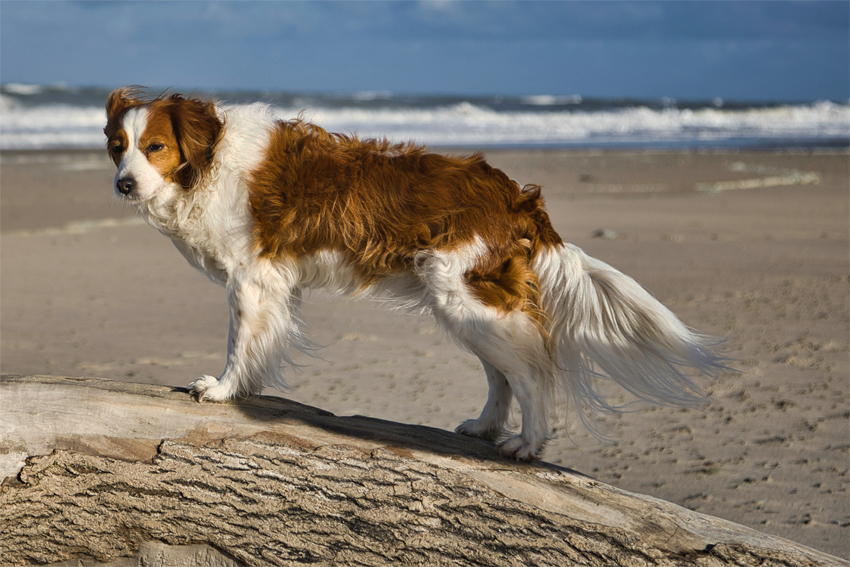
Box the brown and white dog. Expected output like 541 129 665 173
104 87 724 460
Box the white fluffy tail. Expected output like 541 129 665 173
536 243 726 432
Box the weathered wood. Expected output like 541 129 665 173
0 375 845 567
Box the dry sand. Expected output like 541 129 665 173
2 147 848 558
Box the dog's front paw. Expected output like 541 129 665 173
188 375 233 402
455 419 503 442
497 435 541 462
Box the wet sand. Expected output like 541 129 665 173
1 148 848 558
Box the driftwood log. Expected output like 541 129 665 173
0 375 844 567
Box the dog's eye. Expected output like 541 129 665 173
111 145 124 154
146 143 164 153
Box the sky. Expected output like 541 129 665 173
1 0 848 102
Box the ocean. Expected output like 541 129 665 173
1 83 848 151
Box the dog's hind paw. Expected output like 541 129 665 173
455 419 504 442
188 375 231 402
497 435 541 461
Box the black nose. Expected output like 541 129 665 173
116 177 136 195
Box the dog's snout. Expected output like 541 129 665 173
116 177 136 195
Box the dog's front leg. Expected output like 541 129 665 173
189 273 291 402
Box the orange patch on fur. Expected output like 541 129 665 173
104 87 146 165
248 120 563 325
105 130 129 167
138 108 182 181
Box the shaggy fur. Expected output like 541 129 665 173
104 88 725 460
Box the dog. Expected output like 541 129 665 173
104 87 725 460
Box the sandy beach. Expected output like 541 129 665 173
1 147 848 558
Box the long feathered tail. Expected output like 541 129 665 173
535 242 728 433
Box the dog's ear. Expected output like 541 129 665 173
167 95 223 189
105 86 146 121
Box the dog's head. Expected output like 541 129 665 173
104 87 223 202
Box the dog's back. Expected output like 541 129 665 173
249 120 561 281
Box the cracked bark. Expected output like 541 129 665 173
0 375 844 567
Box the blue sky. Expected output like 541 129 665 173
1 1 848 102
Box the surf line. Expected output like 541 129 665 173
8 217 146 236
696 162 820 193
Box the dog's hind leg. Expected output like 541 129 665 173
453 315 552 460
493 365 550 460
456 357 513 442
416 240 552 460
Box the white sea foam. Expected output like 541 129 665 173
521 94 583 106
3 83 45 96
284 101 850 147
1 98 847 150
1 103 108 149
